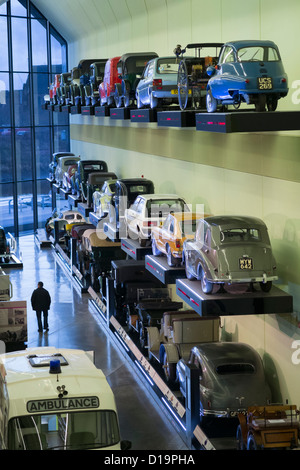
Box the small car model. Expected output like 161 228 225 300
114 52 158 108
93 179 117 217
99 57 121 107
176 342 272 426
206 40 288 112
136 55 184 109
54 155 80 186
125 194 189 247
151 211 205 266
0 226 11 263
49 152 76 181
71 160 109 199
45 209 85 237
108 178 155 231
176 43 223 110
84 60 107 106
84 172 118 207
62 163 79 193
183 215 278 294
66 66 80 105
236 404 300 450
57 72 72 105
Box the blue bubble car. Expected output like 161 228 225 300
206 40 288 112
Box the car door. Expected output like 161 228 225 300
157 214 171 253
140 61 154 104
211 45 237 100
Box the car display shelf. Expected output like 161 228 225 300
157 109 197 128
110 107 130 120
130 108 157 123
176 278 293 316
62 105 71 114
70 104 81 114
94 106 110 117
195 110 300 133
77 201 93 218
81 105 95 116
120 238 152 260
145 254 186 284
67 193 81 207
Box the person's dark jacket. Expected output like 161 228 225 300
31 287 51 311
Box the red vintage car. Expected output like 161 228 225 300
99 56 121 106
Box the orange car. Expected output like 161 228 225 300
151 211 207 267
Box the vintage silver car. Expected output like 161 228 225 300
183 215 277 294
176 342 272 426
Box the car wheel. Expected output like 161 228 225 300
236 425 245 450
201 272 213 294
177 60 190 110
167 245 179 267
150 93 158 109
136 93 143 109
151 238 162 256
206 89 217 113
260 281 272 293
163 352 176 385
184 255 195 280
267 96 278 112
247 433 261 450
255 94 266 112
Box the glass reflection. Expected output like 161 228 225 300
11 17 29 71
53 126 70 153
0 16 9 71
17 180 34 233
0 183 14 233
32 73 50 125
0 128 14 183
15 127 32 181
0 2 7 15
37 179 52 229
31 19 48 72
51 27 67 74
35 127 51 179
0 73 11 126
10 0 27 17
13 73 31 126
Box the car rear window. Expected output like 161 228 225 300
220 228 261 243
146 199 185 217
216 363 255 375
157 59 179 74
237 46 280 62
128 185 151 194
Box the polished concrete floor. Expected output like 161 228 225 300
6 235 188 451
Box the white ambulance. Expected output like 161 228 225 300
0 347 131 450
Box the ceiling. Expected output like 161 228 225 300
31 0 164 43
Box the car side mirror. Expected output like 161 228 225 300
206 66 216 77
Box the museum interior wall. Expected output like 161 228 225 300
33 0 300 404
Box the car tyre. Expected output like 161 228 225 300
151 238 162 256
184 255 195 280
136 93 143 109
150 92 158 109
163 352 176 385
236 425 245 450
201 272 213 294
247 433 261 450
206 89 218 113
259 281 272 293
167 245 179 267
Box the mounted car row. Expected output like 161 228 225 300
44 39 288 113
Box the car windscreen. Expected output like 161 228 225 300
146 199 186 217
237 46 280 62
8 410 120 450
220 228 261 243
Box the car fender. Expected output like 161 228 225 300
147 327 160 353
196 255 215 282
159 343 179 365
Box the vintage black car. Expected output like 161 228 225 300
84 171 118 207
108 177 155 231
176 342 272 426
71 160 109 199
114 52 158 108
183 215 278 294
84 60 107 106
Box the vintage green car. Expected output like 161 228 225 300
183 215 278 294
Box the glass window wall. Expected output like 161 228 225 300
0 0 69 236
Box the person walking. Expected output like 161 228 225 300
31 281 51 333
